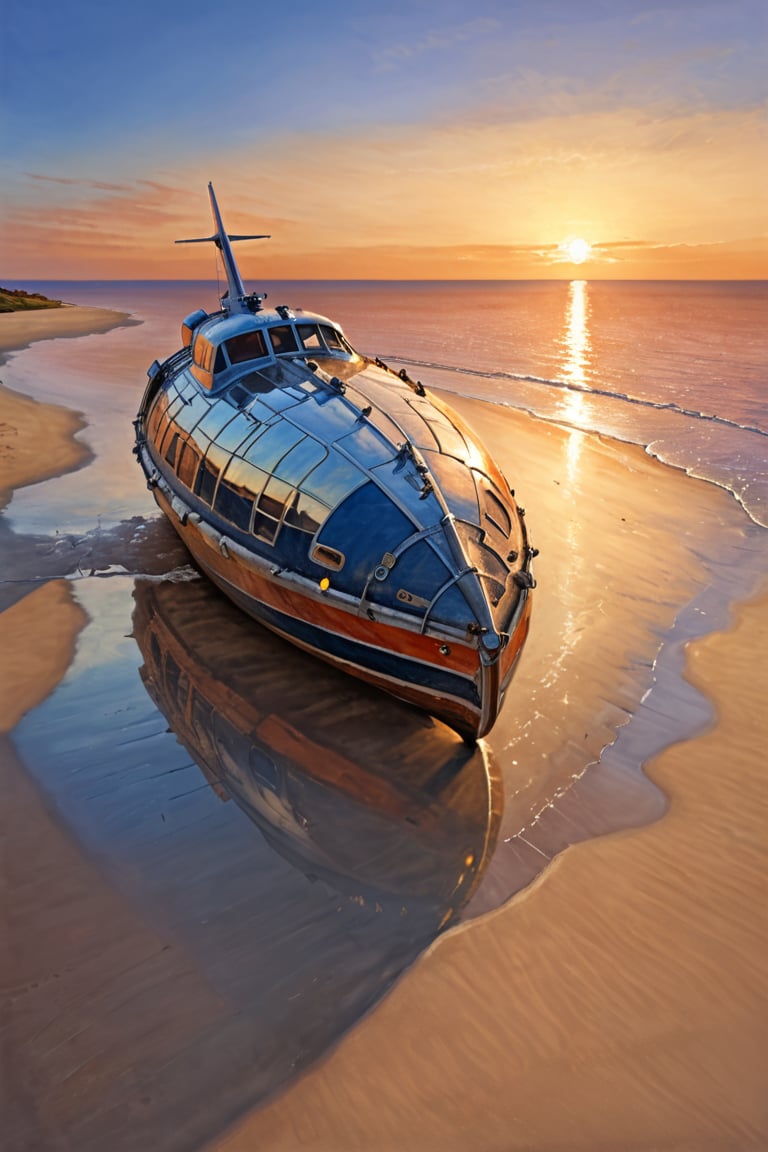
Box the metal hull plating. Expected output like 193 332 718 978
138 442 531 740
135 185 534 741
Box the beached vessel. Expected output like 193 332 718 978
134 184 535 740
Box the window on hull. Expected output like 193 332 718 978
147 393 169 442
195 458 219 505
284 490 330 536
213 481 254 533
164 431 181 469
243 421 304 472
251 510 280 544
302 453 362 506
258 475 293 520
177 444 201 489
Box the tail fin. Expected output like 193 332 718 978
175 183 269 313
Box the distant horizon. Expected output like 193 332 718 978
2 236 765 281
5 276 768 286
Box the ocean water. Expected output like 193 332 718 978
16 278 768 530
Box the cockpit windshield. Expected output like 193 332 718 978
267 325 299 355
296 324 323 351
295 323 354 356
192 319 356 392
225 330 268 364
191 334 225 388
320 325 344 351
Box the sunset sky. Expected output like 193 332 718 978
1 0 766 279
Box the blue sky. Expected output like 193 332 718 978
1 0 766 277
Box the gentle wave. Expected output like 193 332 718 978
381 354 768 440
378 353 768 532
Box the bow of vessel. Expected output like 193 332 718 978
135 183 535 740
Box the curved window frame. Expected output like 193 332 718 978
224 329 269 366
191 335 215 389
266 324 299 356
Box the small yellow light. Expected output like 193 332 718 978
464 853 474 867
319 576 330 591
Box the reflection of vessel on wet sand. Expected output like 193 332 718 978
133 576 502 923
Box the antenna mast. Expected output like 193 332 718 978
175 182 270 313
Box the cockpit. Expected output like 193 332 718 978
184 311 357 391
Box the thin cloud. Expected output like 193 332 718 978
24 172 133 193
136 178 188 196
373 17 499 71
24 172 81 185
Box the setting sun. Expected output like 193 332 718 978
563 237 592 264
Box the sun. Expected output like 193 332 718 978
563 237 592 264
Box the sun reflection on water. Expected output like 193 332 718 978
560 279 593 484
562 279 591 391
542 281 593 687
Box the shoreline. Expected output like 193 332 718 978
0 302 139 366
2 310 766 1150
0 303 139 514
0 381 93 512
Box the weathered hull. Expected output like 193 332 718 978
150 481 531 740
135 187 534 743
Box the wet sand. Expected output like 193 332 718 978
0 303 136 363
2 307 767 1151
0 382 92 512
214 586 768 1151
0 304 135 509
0 580 88 731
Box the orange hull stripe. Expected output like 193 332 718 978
165 505 482 678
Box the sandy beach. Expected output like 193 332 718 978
0 383 93 512
213 586 768 1151
0 303 136 509
2 306 766 1152
0 303 136 363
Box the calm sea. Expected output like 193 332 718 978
17 278 768 529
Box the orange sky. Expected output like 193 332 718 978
2 3 767 280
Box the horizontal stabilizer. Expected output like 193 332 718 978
175 233 270 245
